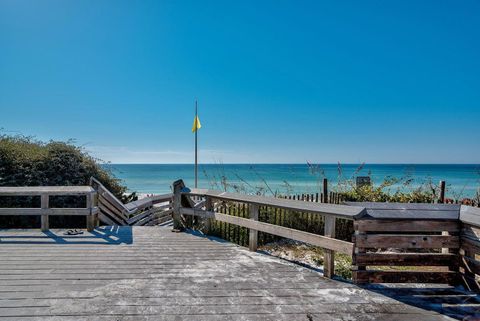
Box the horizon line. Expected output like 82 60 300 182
104 163 480 166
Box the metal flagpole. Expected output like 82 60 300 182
195 100 198 188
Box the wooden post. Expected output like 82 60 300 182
172 180 184 231
352 228 367 284
93 191 99 227
172 179 195 231
204 196 213 234
86 193 95 232
323 215 336 278
249 203 259 252
438 181 449 253
323 178 328 203
439 180 446 203
40 194 49 232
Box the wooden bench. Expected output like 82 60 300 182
0 186 98 232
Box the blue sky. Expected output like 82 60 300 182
0 0 479 164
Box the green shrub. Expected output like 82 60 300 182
339 183 436 203
0 133 128 228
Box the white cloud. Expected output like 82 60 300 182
86 145 248 163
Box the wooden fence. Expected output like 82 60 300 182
202 178 479 248
1 177 478 288
175 180 365 279
209 194 352 247
0 180 174 231
0 186 98 232
199 180 349 247
90 177 173 226
350 202 461 284
459 205 480 291
173 179 480 289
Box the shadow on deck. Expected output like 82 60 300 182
0 226 133 245
362 283 480 320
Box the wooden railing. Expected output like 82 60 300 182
349 202 461 284
173 180 364 278
0 180 173 230
459 205 480 291
0 186 98 232
172 180 480 287
2 179 479 288
90 177 173 226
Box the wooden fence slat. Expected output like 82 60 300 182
86 193 94 232
461 237 480 256
323 179 328 203
98 203 125 225
40 194 49 232
98 195 128 222
461 274 480 292
354 220 459 232
0 208 93 216
355 234 459 249
353 253 457 266
461 255 480 276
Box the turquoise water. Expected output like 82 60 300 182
105 164 480 198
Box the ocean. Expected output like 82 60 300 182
104 164 480 199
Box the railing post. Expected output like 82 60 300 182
93 192 100 227
249 203 259 252
172 180 186 232
204 196 213 234
323 178 328 203
438 181 450 254
323 215 335 278
86 192 95 232
352 222 367 284
41 194 49 232
439 180 446 203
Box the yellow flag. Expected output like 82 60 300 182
192 115 202 132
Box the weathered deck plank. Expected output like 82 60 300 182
0 226 473 320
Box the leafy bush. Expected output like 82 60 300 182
0 133 128 228
319 163 438 203
339 182 436 203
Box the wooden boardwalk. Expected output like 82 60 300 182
0 226 476 320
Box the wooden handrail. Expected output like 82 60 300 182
0 186 98 232
90 177 128 213
90 177 173 227
173 180 480 286
124 193 173 212
0 186 95 196
183 188 366 219
91 177 172 216
174 180 355 279
460 205 480 227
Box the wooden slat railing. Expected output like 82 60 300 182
0 186 99 232
172 180 364 278
459 205 480 291
90 177 128 225
3 179 479 288
172 180 480 288
350 202 462 284
90 177 173 227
